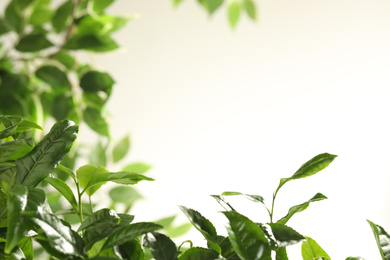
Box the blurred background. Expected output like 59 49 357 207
84 0 390 259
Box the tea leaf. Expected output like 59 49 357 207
52 0 73 33
178 247 219 259
15 33 53 52
222 191 265 204
45 177 77 211
267 223 305 247
118 239 144 260
83 107 110 137
301 237 330 260
198 0 223 15
276 247 288 260
112 135 130 163
122 162 151 174
367 220 390 260
143 232 178 260
35 65 71 89
228 0 241 28
0 139 34 163
80 70 114 94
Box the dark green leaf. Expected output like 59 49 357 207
276 153 337 193
64 34 119 52
35 65 71 89
122 162 152 174
276 247 288 260
0 139 33 162
277 193 327 225
45 177 77 210
143 232 178 260
76 14 130 35
113 135 130 163
51 51 75 70
367 220 390 260
109 186 142 204
92 0 115 14
345 258 365 260
52 94 74 120
78 208 120 232
118 240 144 260
179 206 220 253
52 0 73 33
228 0 241 28
15 33 53 52
244 0 256 20
301 237 330 260
178 247 219 260
198 0 223 15
0 163 16 194
4 2 23 33
82 91 107 109
0 18 11 35
15 120 43 132
267 223 305 247
83 107 110 137
222 211 271 260
80 70 114 94
101 222 162 250
15 120 78 187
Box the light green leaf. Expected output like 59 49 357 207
45 177 77 211
76 164 107 196
198 0 223 15
276 153 337 194
178 247 219 260
222 211 271 260
228 0 241 28
76 14 130 35
29 5 53 26
173 0 184 7
179 206 220 254
143 232 178 260
367 220 390 260
166 222 193 238
113 135 130 163
109 186 142 204
89 141 107 167
83 107 110 137
101 222 162 251
15 120 78 187
52 0 73 33
301 237 330 260
15 33 53 52
122 162 152 174
277 193 327 225
35 65 71 89
92 0 115 14
244 0 256 20
0 139 34 163
55 164 77 183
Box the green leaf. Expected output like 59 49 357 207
0 164 17 194
109 186 142 204
64 34 119 52
276 153 337 194
198 0 223 15
0 18 11 36
18 237 33 260
277 193 327 225
267 223 305 247
80 70 114 94
122 162 152 174
118 240 144 260
35 65 71 89
77 164 107 196
367 220 390 260
301 237 330 260
166 222 193 238
15 120 43 132
179 206 220 253
244 0 256 20
55 164 77 183
276 247 288 260
15 33 53 52
222 211 271 260
89 141 107 167
83 107 110 137
112 135 130 163
222 191 265 204
78 208 121 232
15 120 78 187
228 0 241 28
173 0 184 7
29 5 53 26
51 51 75 70
143 232 178 260
52 0 73 33
345 258 365 260
101 222 162 251
76 14 130 35
92 0 115 14
0 139 34 162
45 177 77 211
178 247 219 260
5 2 23 33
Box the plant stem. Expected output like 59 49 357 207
270 191 277 223
89 195 93 213
76 182 83 223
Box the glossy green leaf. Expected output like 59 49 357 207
113 135 130 163
89 141 107 167
179 206 220 253
15 120 78 187
210 194 236 211
45 177 77 210
198 0 223 15
55 164 77 183
178 247 219 260
228 0 241 28
4 2 23 33
92 0 115 14
35 65 71 89
109 186 142 204
301 237 330 260
118 239 144 260
52 51 75 70
143 232 178 260
277 193 327 225
122 162 152 174
52 0 73 33
222 191 265 204
276 153 337 193
276 247 288 260
15 33 53 52
64 34 119 52
15 120 43 132
83 107 110 137
78 208 120 231
0 139 34 162
222 211 271 260
244 0 256 20
18 237 33 260
80 70 114 94
267 223 305 247
101 222 162 250
367 220 390 260
77 164 107 196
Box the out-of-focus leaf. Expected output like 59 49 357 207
0 18 11 35
80 70 114 95
179 206 220 253
277 193 327 225
83 107 110 137
173 0 184 7
166 222 193 238
178 247 219 260
35 65 71 90
15 33 53 52
52 0 73 33
109 186 142 204
198 0 223 15
52 51 75 70
222 211 271 260
228 0 241 28
367 220 390 260
76 14 130 35
276 153 337 194
122 162 152 174
244 0 256 20
45 177 77 211
64 34 119 52
143 232 178 260
112 135 130 163
5 2 23 33
52 94 74 120
92 0 115 14
345 258 365 260
301 237 330 260
0 139 34 162
89 141 107 167
15 120 78 187
29 4 53 26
